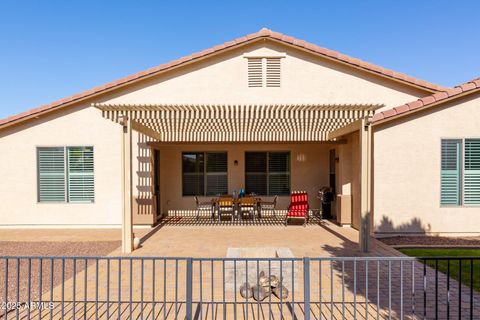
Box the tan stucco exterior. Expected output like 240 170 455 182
155 142 336 215
105 41 427 110
0 38 436 230
0 105 123 227
373 92 480 235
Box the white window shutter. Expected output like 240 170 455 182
37 147 66 202
440 140 462 205
67 146 94 202
464 139 480 205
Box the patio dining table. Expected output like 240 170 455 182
211 196 263 220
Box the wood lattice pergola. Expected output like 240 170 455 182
94 103 376 253
96 103 379 142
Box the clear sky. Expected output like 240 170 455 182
0 0 479 119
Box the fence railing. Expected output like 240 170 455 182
0 256 478 319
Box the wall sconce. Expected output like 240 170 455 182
296 154 306 162
234 160 239 166
335 157 340 163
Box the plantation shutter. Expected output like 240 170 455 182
441 140 461 205
245 152 267 195
464 139 480 205
206 152 228 196
67 146 94 202
37 147 66 202
268 152 290 195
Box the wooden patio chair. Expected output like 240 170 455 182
217 196 235 222
238 196 257 221
259 195 278 218
195 196 213 220
286 191 309 226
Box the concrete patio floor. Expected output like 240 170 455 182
112 219 400 258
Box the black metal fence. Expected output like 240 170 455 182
0 256 478 319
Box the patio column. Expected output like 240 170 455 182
120 116 133 253
359 117 372 252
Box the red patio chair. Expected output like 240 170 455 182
286 191 309 226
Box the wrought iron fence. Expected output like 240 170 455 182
0 256 478 319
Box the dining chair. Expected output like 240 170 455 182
259 195 278 218
195 196 214 220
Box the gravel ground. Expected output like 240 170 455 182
0 241 120 305
379 235 480 246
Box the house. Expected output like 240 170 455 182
0 28 478 253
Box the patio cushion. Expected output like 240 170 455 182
287 192 309 218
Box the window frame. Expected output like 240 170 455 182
244 151 291 196
440 138 480 207
181 151 228 197
36 145 95 204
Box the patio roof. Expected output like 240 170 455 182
99 102 375 253
95 103 380 142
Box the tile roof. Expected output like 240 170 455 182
0 28 446 129
372 77 480 123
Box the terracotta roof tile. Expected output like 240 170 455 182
407 100 424 110
0 28 447 128
446 87 463 97
383 108 397 118
431 92 448 101
420 95 436 105
372 113 385 121
460 82 476 91
394 104 410 114
373 76 480 124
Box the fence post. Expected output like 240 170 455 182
303 257 311 320
186 258 193 320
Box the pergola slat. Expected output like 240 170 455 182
95 103 380 142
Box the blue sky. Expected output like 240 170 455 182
0 1 479 119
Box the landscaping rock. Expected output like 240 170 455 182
272 284 289 299
240 282 253 299
252 284 269 301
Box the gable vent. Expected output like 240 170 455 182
247 58 263 87
266 58 281 87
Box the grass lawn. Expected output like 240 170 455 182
399 248 480 291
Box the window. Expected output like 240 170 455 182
245 152 290 195
441 139 480 206
37 146 94 203
182 152 227 196
247 57 282 87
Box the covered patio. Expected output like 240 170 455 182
95 103 378 253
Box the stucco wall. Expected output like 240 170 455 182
373 93 480 235
0 38 431 228
105 40 427 109
0 104 122 227
156 143 335 215
335 132 360 229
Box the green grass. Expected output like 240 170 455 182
399 248 480 291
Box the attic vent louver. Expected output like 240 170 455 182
246 55 284 88
247 58 263 87
266 58 281 87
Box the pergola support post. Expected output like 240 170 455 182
121 116 133 253
359 117 372 252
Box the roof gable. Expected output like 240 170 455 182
372 77 480 124
0 28 446 130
